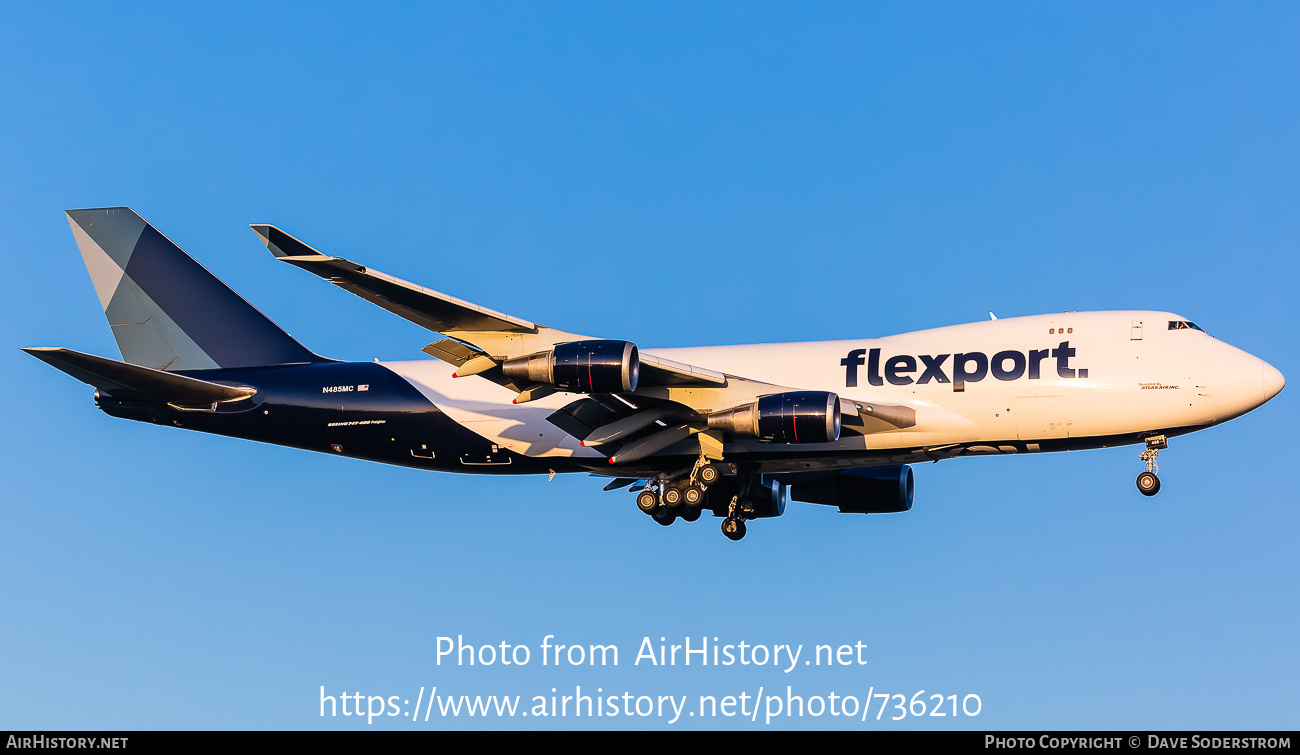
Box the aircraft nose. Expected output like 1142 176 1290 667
1263 360 1285 403
1200 339 1283 423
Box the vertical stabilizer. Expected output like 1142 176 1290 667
65 207 325 370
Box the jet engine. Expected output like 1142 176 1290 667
790 465 914 514
744 476 788 518
707 391 841 444
704 474 787 518
502 340 639 393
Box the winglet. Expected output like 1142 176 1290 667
249 224 538 335
249 224 332 261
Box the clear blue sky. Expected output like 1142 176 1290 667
1 2 1296 730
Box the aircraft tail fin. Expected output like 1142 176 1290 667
64 207 326 371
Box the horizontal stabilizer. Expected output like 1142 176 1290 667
24 347 256 405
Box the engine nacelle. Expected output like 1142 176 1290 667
502 340 639 393
704 475 787 518
745 476 788 518
790 465 914 514
707 391 841 444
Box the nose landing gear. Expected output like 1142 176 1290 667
721 514 747 541
720 495 749 541
1136 435 1167 497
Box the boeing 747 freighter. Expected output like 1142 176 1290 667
26 208 1285 540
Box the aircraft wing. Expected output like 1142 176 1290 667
251 225 726 389
250 225 535 334
252 225 916 453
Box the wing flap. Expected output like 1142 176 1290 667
581 406 676 445
601 477 641 492
608 424 700 465
421 338 483 367
545 395 632 440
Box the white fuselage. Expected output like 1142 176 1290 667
380 311 1283 470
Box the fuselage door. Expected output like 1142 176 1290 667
456 423 513 465
1131 319 1144 340
1015 395 1069 440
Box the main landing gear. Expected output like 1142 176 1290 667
1136 435 1167 497
634 457 727 533
636 476 706 527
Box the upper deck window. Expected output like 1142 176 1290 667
1168 320 1205 332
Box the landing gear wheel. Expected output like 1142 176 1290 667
683 485 704 507
739 499 756 517
698 464 721 487
636 490 659 514
663 486 683 508
721 517 747 541
680 507 702 523
1137 435 1166 497
653 507 677 526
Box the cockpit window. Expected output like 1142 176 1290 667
1168 320 1205 332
